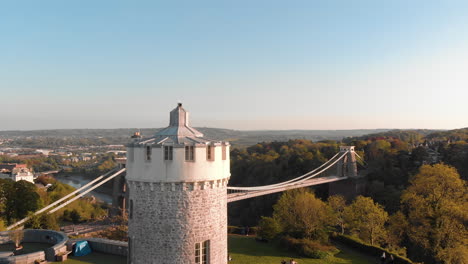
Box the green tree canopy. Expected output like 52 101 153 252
387 211 408 256
2 180 42 224
273 189 331 240
401 164 468 264
258 216 282 241
343 196 388 246
327 195 347 235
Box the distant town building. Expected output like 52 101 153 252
36 149 53 156
0 163 35 183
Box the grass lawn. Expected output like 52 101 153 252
50 252 126 264
228 235 378 264
46 235 378 264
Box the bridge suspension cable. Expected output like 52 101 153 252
48 168 126 214
227 152 342 191
354 152 367 167
7 168 126 230
227 150 348 191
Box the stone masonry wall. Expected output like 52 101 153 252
128 179 228 264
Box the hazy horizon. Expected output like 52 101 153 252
2 1 468 130
0 126 451 133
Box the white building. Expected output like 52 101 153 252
0 164 35 184
12 169 35 183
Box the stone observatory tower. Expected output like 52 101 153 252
126 103 230 264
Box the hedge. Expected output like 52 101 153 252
227 226 257 236
332 235 419 264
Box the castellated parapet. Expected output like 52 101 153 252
126 104 230 264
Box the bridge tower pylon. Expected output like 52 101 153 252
329 146 365 200
336 146 358 178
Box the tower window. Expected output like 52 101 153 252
146 146 152 161
206 145 213 161
164 146 173 160
185 146 194 161
195 240 210 264
222 145 227 160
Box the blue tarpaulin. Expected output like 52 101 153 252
73 240 92 257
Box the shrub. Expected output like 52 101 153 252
258 217 282 240
249 226 258 235
228 226 239 234
24 213 59 230
280 236 337 259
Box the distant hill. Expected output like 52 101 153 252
200 128 392 147
343 129 442 144
0 128 393 148
1 127 466 149
426 128 468 141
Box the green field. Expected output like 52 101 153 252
47 235 377 264
228 235 378 264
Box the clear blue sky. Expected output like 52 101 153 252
1 0 468 130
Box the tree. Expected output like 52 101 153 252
0 219 5 231
401 164 468 264
387 211 408 256
24 213 59 230
69 209 81 224
344 196 388 246
273 189 331 240
410 146 429 166
258 216 282 240
0 179 13 222
12 181 42 220
1 180 42 224
327 195 346 234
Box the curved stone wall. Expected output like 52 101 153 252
0 229 68 264
128 179 228 264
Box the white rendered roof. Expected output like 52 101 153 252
155 103 204 138
134 103 226 146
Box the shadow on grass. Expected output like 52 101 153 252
228 235 302 258
228 235 376 264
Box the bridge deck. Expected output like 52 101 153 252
227 175 348 203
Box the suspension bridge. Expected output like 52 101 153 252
227 146 364 202
6 146 364 230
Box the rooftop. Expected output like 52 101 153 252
133 103 226 146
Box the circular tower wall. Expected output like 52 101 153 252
126 104 230 264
